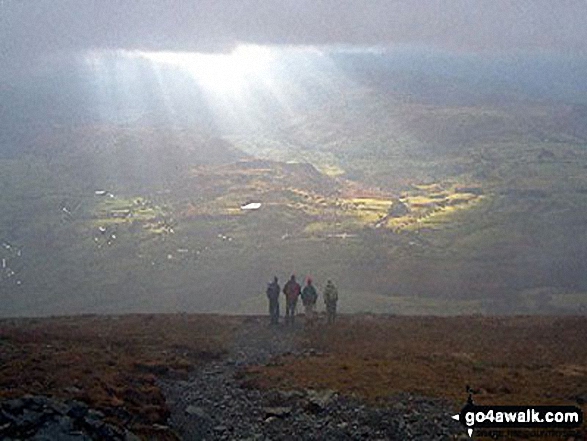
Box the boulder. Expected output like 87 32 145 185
185 405 210 420
263 406 292 418
0 395 138 441
304 389 336 414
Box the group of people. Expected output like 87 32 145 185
266 275 338 325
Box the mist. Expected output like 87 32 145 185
1 2 587 317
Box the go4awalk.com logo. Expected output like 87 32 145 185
451 393 583 438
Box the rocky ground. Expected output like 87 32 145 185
0 395 140 440
160 316 464 440
1 314 585 440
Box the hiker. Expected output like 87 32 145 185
266 276 280 325
301 277 318 324
283 274 301 325
323 280 338 324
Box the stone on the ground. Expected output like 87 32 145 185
0 395 139 441
185 405 210 420
304 389 336 413
263 406 292 418
159 320 464 440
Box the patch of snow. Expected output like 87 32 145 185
241 202 262 210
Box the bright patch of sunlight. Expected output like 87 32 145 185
137 45 276 96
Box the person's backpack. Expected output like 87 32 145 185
302 285 317 304
267 282 279 300
324 284 338 303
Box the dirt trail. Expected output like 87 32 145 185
160 316 463 440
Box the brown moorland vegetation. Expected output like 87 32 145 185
0 314 585 439
0 314 239 438
246 315 587 410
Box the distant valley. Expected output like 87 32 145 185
1 49 587 316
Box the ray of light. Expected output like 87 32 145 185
83 44 371 158
137 45 276 98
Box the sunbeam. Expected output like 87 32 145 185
82 45 377 151
137 45 276 98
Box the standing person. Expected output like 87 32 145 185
301 277 318 325
283 274 301 325
323 280 339 324
266 276 280 325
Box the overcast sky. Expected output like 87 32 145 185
1 0 586 73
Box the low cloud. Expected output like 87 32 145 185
1 0 586 74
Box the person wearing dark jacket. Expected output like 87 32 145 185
301 277 318 325
266 276 280 325
283 274 301 325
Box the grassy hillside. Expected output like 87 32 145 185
247 315 587 409
2 51 587 316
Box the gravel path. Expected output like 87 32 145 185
160 317 464 440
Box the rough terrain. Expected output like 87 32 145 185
161 316 463 440
0 314 585 440
0 395 141 440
